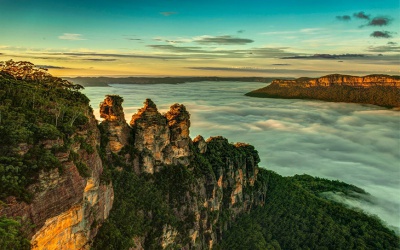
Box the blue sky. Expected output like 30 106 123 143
0 0 399 76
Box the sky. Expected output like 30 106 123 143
0 0 399 77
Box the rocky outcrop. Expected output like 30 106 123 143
0 105 114 249
99 95 131 154
271 74 400 88
95 97 267 249
129 99 192 174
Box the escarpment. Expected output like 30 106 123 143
246 74 400 108
94 96 268 249
271 74 400 88
0 74 114 249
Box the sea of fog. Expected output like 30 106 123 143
83 81 400 229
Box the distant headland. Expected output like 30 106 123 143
246 74 400 108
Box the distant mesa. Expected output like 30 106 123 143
246 74 400 108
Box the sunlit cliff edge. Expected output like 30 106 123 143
246 74 400 108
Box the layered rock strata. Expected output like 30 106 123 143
271 74 400 88
0 107 114 249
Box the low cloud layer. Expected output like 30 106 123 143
83 81 400 229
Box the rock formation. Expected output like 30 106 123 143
128 99 192 174
99 95 130 154
97 97 267 249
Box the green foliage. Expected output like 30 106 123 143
93 135 198 249
246 85 400 108
0 66 91 201
0 216 30 250
220 169 400 250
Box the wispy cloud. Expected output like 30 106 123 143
368 17 392 26
160 12 177 16
336 15 351 21
353 11 370 20
147 44 296 58
125 38 142 41
58 33 86 41
148 45 209 54
36 65 69 69
281 54 365 60
367 44 400 52
195 35 254 45
370 31 393 38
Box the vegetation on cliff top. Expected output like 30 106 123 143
219 171 400 250
0 60 90 201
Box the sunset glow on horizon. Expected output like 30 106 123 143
1 0 399 77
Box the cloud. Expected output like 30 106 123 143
45 52 182 60
387 41 397 45
148 45 207 54
187 66 331 75
148 44 296 58
125 38 142 41
368 17 391 26
336 15 351 21
36 65 69 69
195 35 254 45
237 30 245 34
160 12 177 16
353 11 370 20
281 54 365 59
82 81 400 229
367 44 400 53
58 33 85 41
82 58 118 62
370 31 393 38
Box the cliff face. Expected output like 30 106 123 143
96 96 267 249
271 74 400 88
246 74 400 108
0 108 114 249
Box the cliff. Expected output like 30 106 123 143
246 74 400 108
0 68 113 249
93 96 267 249
270 74 400 88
